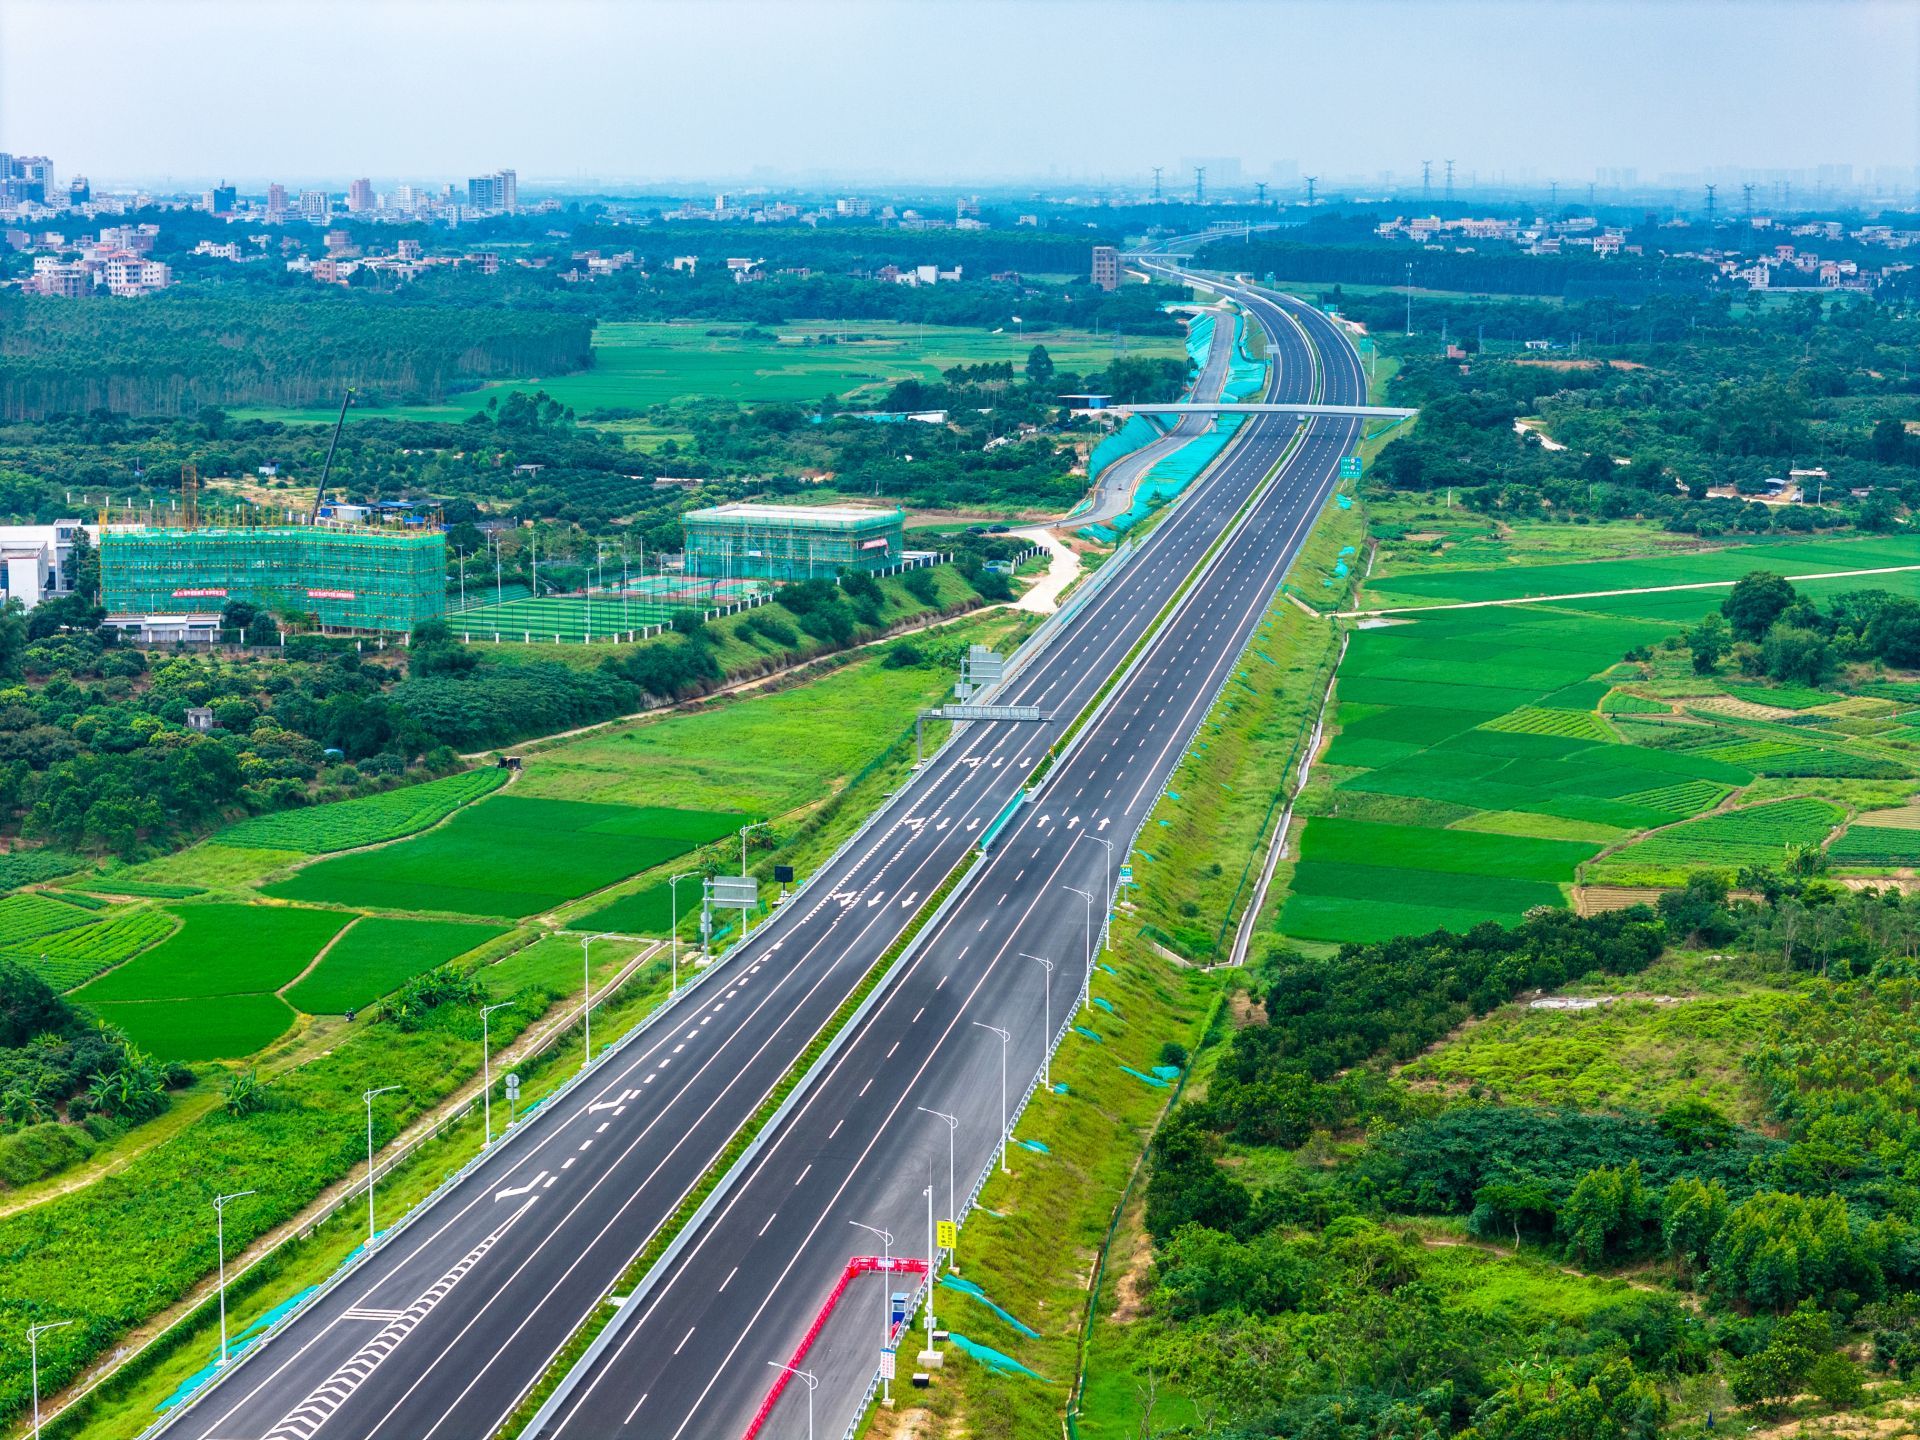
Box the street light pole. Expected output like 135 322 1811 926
668 872 700 995
1021 953 1055 1090
1063 885 1094 993
480 1001 513 1146
363 1084 401 1243
924 1162 938 1351
848 1220 895 1405
765 1361 818 1440
1083 835 1115 951
917 1106 959 1273
212 1189 256 1365
27 1320 73 1440
973 1022 1011 1173
579 932 614 1070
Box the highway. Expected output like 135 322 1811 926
1070 298 1236 530
533 282 1366 1440
155 279 1360 1440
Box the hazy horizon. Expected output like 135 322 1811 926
3 0 1916 191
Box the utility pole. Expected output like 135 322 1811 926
1150 165 1162 202
1444 159 1455 203
1023 953 1055 1090
1193 165 1205 206
1421 159 1432 200
363 1085 401 1243
1304 175 1318 208
480 1001 513 1146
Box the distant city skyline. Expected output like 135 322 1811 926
3 0 1915 188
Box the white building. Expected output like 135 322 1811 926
0 520 88 608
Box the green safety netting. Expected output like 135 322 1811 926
1081 312 1270 542
948 1332 1050 1380
1087 414 1165 482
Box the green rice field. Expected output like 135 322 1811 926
0 893 98 946
1 908 179 990
263 797 743 917
233 320 1183 426
1365 535 1920 610
1283 598 1748 944
1281 531 1920 944
284 917 510 1013
74 905 349 1003
89 994 299 1064
219 769 508 853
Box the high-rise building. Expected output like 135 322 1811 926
298 189 330 222
266 182 288 218
347 177 373 212
67 176 89 206
465 170 516 211
208 182 237 214
16 156 53 202
1091 244 1119 292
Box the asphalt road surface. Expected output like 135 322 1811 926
534 282 1366 1440
159 279 1359 1440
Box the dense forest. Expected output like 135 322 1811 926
1138 878 1920 1436
1323 286 1920 534
0 290 594 420
0 553 1008 858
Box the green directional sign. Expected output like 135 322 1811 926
1340 456 1363 480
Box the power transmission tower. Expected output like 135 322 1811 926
1151 166 1162 202
1704 183 1717 226
1444 159 1455 202
1742 182 1754 219
1587 181 1595 206
1194 166 1205 206
1549 179 1558 209
1254 180 1267 206
1304 176 1317 207
1422 159 1432 200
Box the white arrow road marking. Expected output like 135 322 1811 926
867 893 885 907
258 1198 535 1440
494 1171 548 1202
898 892 919 908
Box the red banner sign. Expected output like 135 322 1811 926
306 588 356 600
171 588 228 598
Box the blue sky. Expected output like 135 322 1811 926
2 0 1914 188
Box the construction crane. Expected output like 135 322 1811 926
310 387 356 522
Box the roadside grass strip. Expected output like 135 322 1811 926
263 797 744 917
219 769 508 853
284 918 512 1014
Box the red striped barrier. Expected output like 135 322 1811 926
743 1254 929 1440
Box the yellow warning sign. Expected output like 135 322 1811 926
937 1220 958 1249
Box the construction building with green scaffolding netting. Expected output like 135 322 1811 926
682 502 904 582
100 526 447 635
